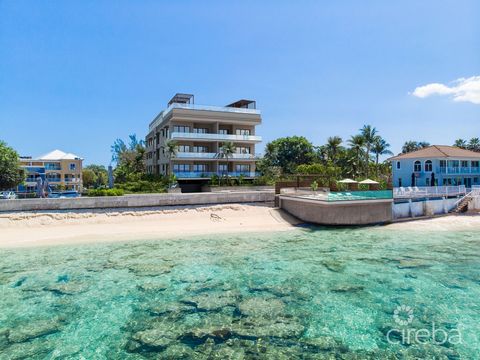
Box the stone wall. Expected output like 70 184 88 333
0 191 275 212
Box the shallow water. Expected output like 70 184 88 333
1 227 479 359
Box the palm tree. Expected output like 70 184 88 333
417 141 430 149
163 140 177 175
360 125 377 176
372 136 393 176
468 137 480 152
217 141 235 176
348 135 365 177
325 136 343 164
401 141 430 154
454 139 467 149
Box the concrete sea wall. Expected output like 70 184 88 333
0 191 275 212
279 196 393 225
392 198 457 219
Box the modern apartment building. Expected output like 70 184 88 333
146 94 262 181
17 150 83 193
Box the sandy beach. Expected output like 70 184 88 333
0 204 301 248
1 204 479 248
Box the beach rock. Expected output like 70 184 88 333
7 318 65 343
3 338 54 359
0 328 9 351
131 326 176 351
162 344 196 359
238 297 285 318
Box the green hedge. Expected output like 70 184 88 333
87 188 125 197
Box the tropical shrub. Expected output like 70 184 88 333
87 188 125 197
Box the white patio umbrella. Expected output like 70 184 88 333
359 179 379 184
337 178 358 184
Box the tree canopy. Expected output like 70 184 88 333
0 141 25 190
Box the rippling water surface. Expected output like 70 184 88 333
1 227 479 359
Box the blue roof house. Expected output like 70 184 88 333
389 145 480 188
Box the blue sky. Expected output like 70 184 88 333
1 0 479 166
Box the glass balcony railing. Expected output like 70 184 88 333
170 132 262 142
149 103 261 130
173 171 260 179
46 178 61 182
437 167 480 174
175 152 258 159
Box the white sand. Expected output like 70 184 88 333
384 213 480 232
1 204 479 248
0 204 300 248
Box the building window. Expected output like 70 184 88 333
472 161 480 169
173 164 190 172
219 129 228 135
235 164 250 172
177 145 190 152
192 146 208 153
396 161 401 169
398 178 402 187
425 160 432 172
219 164 228 172
414 161 421 172
69 163 76 171
193 128 208 134
440 160 447 168
461 160 469 168
173 125 190 133
235 129 250 136
193 164 207 172
426 177 430 186
236 147 250 154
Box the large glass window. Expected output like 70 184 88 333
235 129 250 136
192 146 208 153
461 160 469 168
472 161 480 168
219 164 228 172
173 164 190 172
236 147 250 154
219 129 228 135
173 125 190 133
425 160 432 172
235 164 250 172
396 161 401 169
193 164 207 172
414 161 421 172
193 128 208 134
440 160 447 168
177 145 190 152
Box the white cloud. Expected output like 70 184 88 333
412 76 480 104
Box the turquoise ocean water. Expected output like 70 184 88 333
1 227 479 359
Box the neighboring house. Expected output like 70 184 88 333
389 145 480 188
145 93 262 181
17 150 83 193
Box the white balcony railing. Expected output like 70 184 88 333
393 185 466 199
170 132 262 142
175 152 258 160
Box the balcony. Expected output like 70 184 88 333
45 164 61 171
170 132 262 143
436 167 480 174
173 171 260 179
46 178 62 182
175 152 259 160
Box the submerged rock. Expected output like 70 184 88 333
321 260 346 273
147 302 196 317
232 317 304 339
137 281 168 292
43 282 88 295
127 263 173 276
330 285 365 293
182 291 239 311
7 317 66 343
238 297 285 318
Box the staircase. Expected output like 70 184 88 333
452 192 473 213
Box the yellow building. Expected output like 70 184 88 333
18 150 83 193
